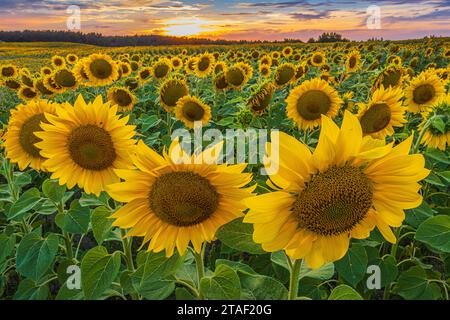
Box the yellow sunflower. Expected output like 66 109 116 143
310 52 327 67
358 85 407 139
52 68 78 92
175 95 211 129
171 56 183 70
213 72 229 92
282 46 293 58
3 99 59 171
66 54 79 64
107 87 136 112
4 78 21 91
244 111 429 269
273 63 296 88
213 61 227 75
138 67 152 83
418 94 450 151
83 54 119 86
152 58 172 80
40 66 53 77
185 57 198 74
118 62 132 77
1 64 18 78
195 52 216 78
346 50 361 73
259 64 272 78
225 65 249 89
247 82 275 115
34 95 136 196
107 139 255 256
286 78 342 131
405 69 446 113
51 55 66 69
159 76 190 112
373 64 405 91
18 87 38 101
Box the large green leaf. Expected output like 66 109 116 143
56 200 91 234
271 251 334 280
239 273 287 300
16 228 59 281
14 279 48 300
406 201 436 228
0 233 15 263
91 206 114 245
7 187 41 221
393 266 442 300
217 218 265 254
328 285 363 300
42 179 66 203
416 215 450 253
81 246 121 300
335 244 368 287
200 264 241 300
130 251 182 300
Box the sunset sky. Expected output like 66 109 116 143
0 0 449 41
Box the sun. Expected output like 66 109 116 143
164 18 214 37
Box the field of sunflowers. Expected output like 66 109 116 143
0 40 449 301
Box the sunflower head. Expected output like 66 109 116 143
244 111 429 269
152 58 172 80
83 54 119 86
259 55 272 67
419 94 450 151
225 65 249 89
40 66 53 77
107 87 136 112
4 78 21 91
119 62 132 77
358 85 406 139
286 77 342 130
125 77 140 91
159 76 189 112
346 50 361 72
373 64 404 91
175 95 211 129
247 81 275 115
18 87 38 101
406 69 445 113
310 52 327 67
259 64 271 78
52 68 78 91
34 78 55 97
273 63 296 88
213 61 227 75
1 64 18 78
282 46 293 58
3 99 59 171
213 72 229 91
66 54 79 64
51 55 66 69
34 94 136 196
171 56 183 70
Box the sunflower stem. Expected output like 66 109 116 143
288 259 302 300
193 245 206 300
120 229 139 300
412 116 434 154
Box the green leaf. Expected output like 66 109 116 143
424 173 446 187
7 187 41 221
239 272 287 300
216 259 256 275
55 283 84 300
328 285 363 300
81 246 121 300
416 215 450 253
378 255 399 288
425 149 450 164
91 206 114 245
270 251 334 280
42 179 66 203
0 233 15 263
200 264 241 300
217 218 265 254
14 279 49 300
130 251 182 300
335 244 368 287
16 228 59 282
393 266 442 300
431 116 446 134
406 201 436 228
141 115 161 132
79 192 110 207
56 200 90 234
175 287 196 300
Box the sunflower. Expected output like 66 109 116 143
34 78 55 98
118 62 132 77
443 48 450 59
51 55 66 69
107 87 136 112
419 94 450 151
271 51 281 60
357 86 406 139
72 59 90 85
259 64 271 78
83 54 119 86
310 52 327 67
171 56 183 70
213 72 229 91
346 50 361 73
3 99 58 171
106 139 255 256
244 111 429 269
34 95 136 196
273 63 296 88
159 76 190 112
4 79 21 91
152 58 172 80
259 55 272 67
213 61 227 75
40 66 53 77
52 68 78 92
195 52 215 78
125 77 140 91
138 67 152 83
130 61 140 72
225 65 249 89
43 75 62 94
185 57 198 74
175 95 211 129
282 46 293 58
373 64 405 90
236 62 253 80
294 64 307 81
405 69 446 113
286 78 342 131
18 87 38 101
1 64 18 78
20 71 34 88
66 54 79 64
247 82 275 115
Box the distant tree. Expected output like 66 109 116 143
316 32 349 43
307 37 316 43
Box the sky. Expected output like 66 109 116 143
0 0 449 41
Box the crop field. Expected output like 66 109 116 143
0 40 449 301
